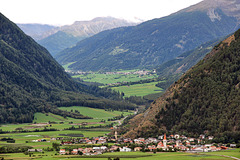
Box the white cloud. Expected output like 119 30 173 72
0 0 203 25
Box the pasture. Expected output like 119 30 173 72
0 106 133 132
3 149 239 160
72 70 158 85
112 82 164 97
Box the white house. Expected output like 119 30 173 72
59 149 66 155
120 147 131 152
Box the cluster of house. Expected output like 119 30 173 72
58 133 233 155
60 136 107 145
105 70 153 76
66 70 155 76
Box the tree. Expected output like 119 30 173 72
52 143 60 151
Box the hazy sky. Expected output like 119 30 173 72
1 0 203 26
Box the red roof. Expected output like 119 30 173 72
164 133 167 140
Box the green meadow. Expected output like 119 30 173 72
59 106 132 119
111 81 164 97
0 106 133 132
72 70 163 97
2 149 240 160
63 62 76 70
72 70 158 85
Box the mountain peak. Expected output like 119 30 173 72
184 0 240 20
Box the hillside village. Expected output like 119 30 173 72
43 133 236 156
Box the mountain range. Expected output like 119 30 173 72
18 17 136 56
123 29 240 142
0 13 134 123
17 23 56 41
55 0 240 72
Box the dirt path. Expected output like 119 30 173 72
49 113 65 121
220 155 240 160
207 153 240 160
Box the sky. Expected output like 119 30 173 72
1 0 203 26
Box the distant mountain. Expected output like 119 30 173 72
56 17 137 37
55 0 240 72
38 31 83 57
17 23 56 40
123 29 240 142
35 17 136 56
0 13 134 123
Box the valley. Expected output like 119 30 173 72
70 69 163 97
1 0 240 159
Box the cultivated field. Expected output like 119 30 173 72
71 70 163 97
72 70 158 85
111 81 164 97
0 106 133 132
2 149 240 160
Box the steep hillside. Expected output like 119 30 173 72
38 31 83 56
123 29 240 142
156 38 223 77
0 13 134 123
56 0 240 72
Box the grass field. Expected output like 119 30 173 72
71 70 163 97
205 149 240 159
59 106 132 119
63 62 76 70
2 149 239 160
0 106 133 132
112 82 164 97
72 70 158 85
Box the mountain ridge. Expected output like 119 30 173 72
0 13 135 123
123 29 240 141
55 0 240 71
18 17 136 56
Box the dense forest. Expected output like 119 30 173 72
156 30 240 135
0 13 135 123
156 30 240 141
124 29 240 143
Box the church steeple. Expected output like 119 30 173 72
163 133 167 148
115 131 118 140
164 133 166 140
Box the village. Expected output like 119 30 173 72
28 132 236 156
65 70 155 76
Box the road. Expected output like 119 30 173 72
114 108 139 128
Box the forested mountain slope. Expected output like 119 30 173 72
0 13 134 123
123 29 240 143
156 38 223 77
56 0 240 71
